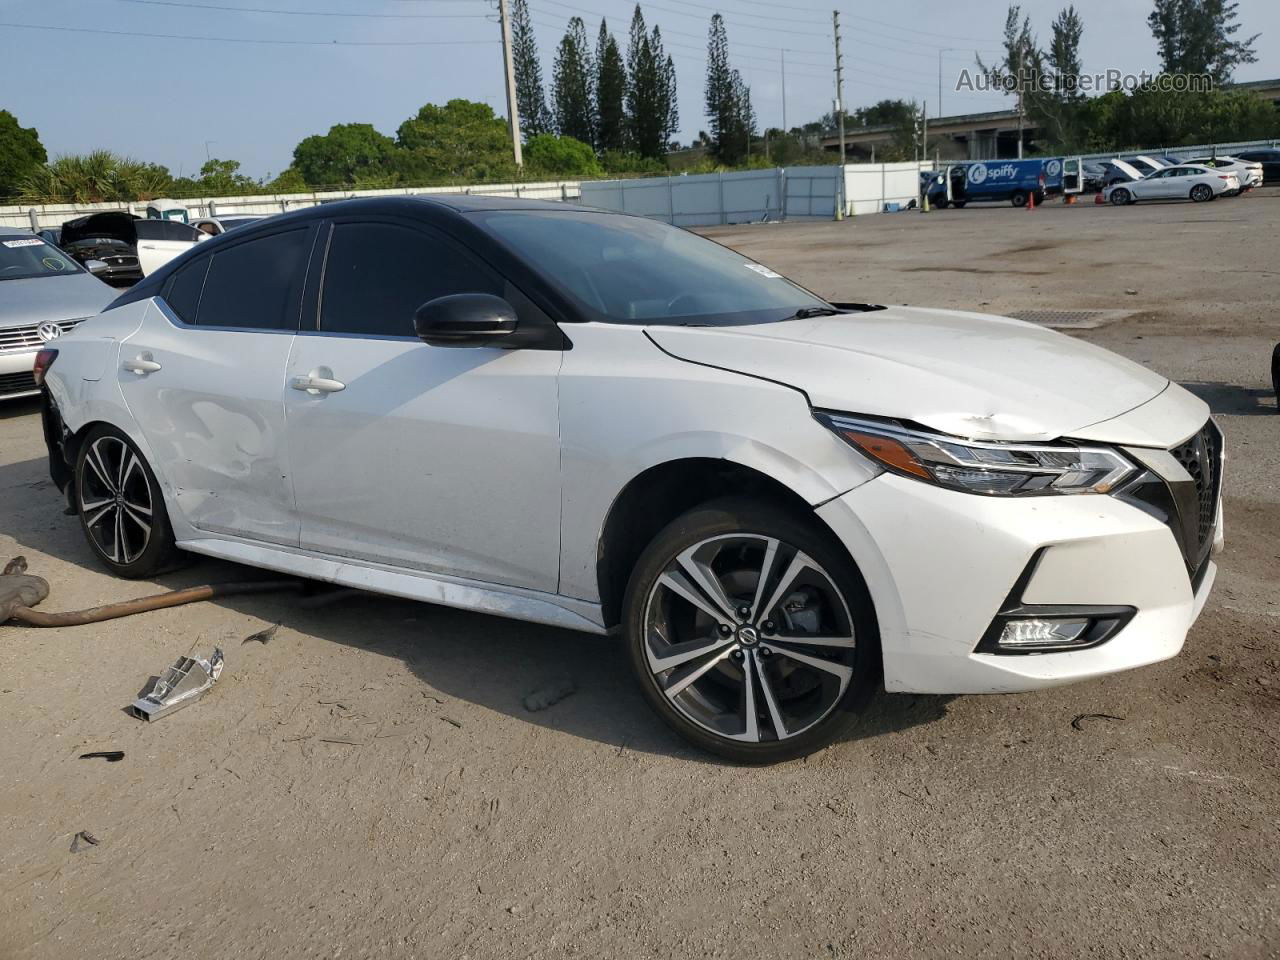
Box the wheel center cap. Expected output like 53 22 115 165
736 625 760 647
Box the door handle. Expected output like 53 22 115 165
122 354 162 374
290 370 345 395
139 244 157 250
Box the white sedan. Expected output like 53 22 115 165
37 197 1222 762
1185 156 1263 193
1104 164 1238 205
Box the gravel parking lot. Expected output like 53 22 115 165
2 191 1277 959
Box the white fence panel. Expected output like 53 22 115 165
0 180 582 230
844 161 929 216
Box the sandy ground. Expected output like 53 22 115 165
1 190 1277 960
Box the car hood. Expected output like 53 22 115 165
0 273 115 327
645 306 1170 442
61 212 138 247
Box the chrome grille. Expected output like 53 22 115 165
0 317 88 353
1169 420 1222 553
0 371 37 395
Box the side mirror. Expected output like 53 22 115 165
85 259 109 276
414 293 518 347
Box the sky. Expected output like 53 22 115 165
3 0 1277 180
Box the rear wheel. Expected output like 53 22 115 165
1191 184 1213 202
75 424 178 578
1271 343 1280 411
1110 188 1132 205
1010 190 1029 207
623 497 880 764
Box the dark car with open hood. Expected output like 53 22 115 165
59 212 142 285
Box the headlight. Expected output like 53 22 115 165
816 412 1137 496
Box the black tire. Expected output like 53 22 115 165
934 198 949 209
622 497 881 764
1010 190 1029 207
1110 188 1132 206
74 423 178 578
1271 343 1280 411
1191 184 1213 202
952 201 967 208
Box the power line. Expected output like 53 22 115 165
109 0 491 18
0 21 498 44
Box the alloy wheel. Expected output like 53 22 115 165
640 533 857 744
78 436 154 564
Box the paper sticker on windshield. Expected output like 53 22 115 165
3 238 43 248
744 262 782 279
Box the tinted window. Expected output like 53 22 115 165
162 221 202 242
475 210 828 326
319 222 502 337
195 228 311 330
162 256 211 323
134 220 165 240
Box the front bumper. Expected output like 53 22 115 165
0 349 39 399
816 465 1220 695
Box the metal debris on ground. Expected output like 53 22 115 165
79 751 125 762
441 716 463 728
242 624 279 645
130 648 225 721
71 831 99 853
522 674 576 712
1071 713 1126 731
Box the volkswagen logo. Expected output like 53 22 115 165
35 321 62 342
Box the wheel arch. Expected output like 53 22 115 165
595 457 849 630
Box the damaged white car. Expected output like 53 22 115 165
38 197 1223 762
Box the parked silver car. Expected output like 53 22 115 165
0 227 115 400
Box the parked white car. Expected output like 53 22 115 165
1104 164 1238 204
134 218 207 276
1185 156 1262 193
37 197 1223 762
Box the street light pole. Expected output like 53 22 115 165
937 48 956 119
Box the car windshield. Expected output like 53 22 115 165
474 209 830 326
0 237 83 282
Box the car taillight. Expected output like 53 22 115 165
32 348 58 387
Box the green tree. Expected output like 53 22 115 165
265 166 308 193
554 17 596 146
626 6 677 159
191 158 260 196
976 6 1044 156
595 19 628 153
395 99 513 182
1034 6 1088 147
293 123 397 188
0 110 46 199
704 15 753 164
20 151 172 203
1148 0 1258 82
525 134 603 176
851 99 915 127
511 0 552 137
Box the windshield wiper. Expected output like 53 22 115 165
786 306 842 320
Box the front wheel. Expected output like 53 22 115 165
75 424 178 578
1110 188 1132 205
623 498 880 764
1191 184 1213 202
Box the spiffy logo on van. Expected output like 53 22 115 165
968 163 1019 183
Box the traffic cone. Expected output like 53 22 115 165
1094 191 1104 205
1064 194 1075 205
1027 191 1036 211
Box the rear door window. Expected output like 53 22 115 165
192 228 312 331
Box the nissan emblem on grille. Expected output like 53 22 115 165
36 321 62 342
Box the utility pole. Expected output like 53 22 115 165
780 49 787 134
497 0 523 169
832 10 846 164
937 48 956 118
922 101 928 163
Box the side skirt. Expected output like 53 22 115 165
178 537 608 635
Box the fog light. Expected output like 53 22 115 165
997 618 1090 650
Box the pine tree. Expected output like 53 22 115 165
1148 0 1258 82
511 0 551 137
553 17 596 146
625 5 672 159
595 19 628 153
1047 6 1084 102
705 14 752 164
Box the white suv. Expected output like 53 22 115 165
38 197 1223 762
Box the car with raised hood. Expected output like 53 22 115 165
38 197 1223 762
1104 164 1238 205
59 212 207 281
0 227 114 401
